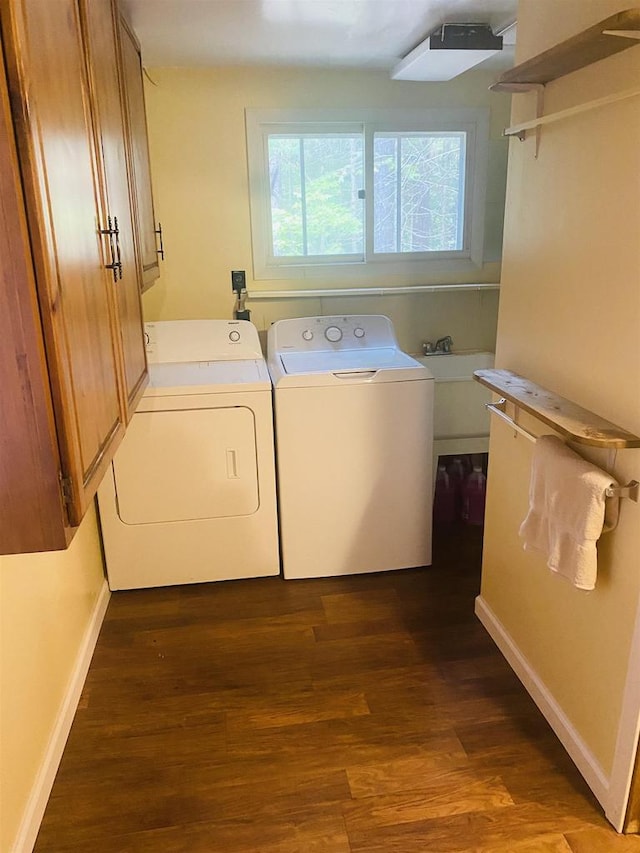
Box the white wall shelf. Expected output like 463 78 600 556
503 85 640 141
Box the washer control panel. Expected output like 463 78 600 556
325 326 343 343
269 315 397 353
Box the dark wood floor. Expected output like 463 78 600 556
35 527 640 852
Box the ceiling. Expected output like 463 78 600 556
121 0 518 72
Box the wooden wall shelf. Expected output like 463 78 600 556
491 9 640 92
474 369 640 449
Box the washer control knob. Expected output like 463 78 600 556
302 329 314 341
354 327 365 339
229 330 241 342
325 325 343 343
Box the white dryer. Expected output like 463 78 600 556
268 314 434 580
97 319 280 590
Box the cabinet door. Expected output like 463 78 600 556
2 0 124 524
0 38 68 554
118 15 160 290
80 0 147 418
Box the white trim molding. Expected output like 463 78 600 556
247 282 500 300
11 581 111 853
475 595 610 808
476 592 640 830
606 585 640 831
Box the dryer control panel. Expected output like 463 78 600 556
144 319 263 364
269 315 397 353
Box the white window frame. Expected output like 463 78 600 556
245 108 489 282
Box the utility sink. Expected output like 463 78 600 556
417 350 495 382
415 351 495 453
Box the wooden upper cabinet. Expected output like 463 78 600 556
118 15 161 291
0 0 151 551
2 0 125 524
80 0 147 417
0 40 69 553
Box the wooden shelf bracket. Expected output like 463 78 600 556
506 84 545 157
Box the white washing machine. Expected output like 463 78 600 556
97 319 280 590
268 314 434 580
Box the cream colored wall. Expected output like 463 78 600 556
141 65 510 353
0 506 106 851
482 0 640 774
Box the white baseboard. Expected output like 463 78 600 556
606 585 640 832
475 594 610 808
11 580 111 853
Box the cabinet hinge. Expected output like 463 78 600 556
59 474 73 505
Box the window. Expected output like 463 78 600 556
246 108 489 281
268 131 364 260
372 132 465 254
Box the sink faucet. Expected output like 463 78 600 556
435 335 453 353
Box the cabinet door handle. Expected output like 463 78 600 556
113 216 122 280
100 216 122 282
155 221 164 260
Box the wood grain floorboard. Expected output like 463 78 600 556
347 752 481 799
33 525 640 851
225 687 371 731
483 834 575 852
565 826 640 851
345 802 600 853
342 772 514 828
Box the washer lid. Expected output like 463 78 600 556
281 347 418 375
144 359 271 396
273 348 432 387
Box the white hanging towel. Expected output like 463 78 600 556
519 435 620 590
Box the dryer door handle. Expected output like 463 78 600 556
226 449 239 479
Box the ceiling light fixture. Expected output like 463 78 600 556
391 23 503 82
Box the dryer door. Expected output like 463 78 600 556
113 406 259 524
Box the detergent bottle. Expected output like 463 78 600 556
433 464 456 525
461 465 487 526
447 456 466 520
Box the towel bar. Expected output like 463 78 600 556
487 399 537 442
486 399 639 502
606 482 640 500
